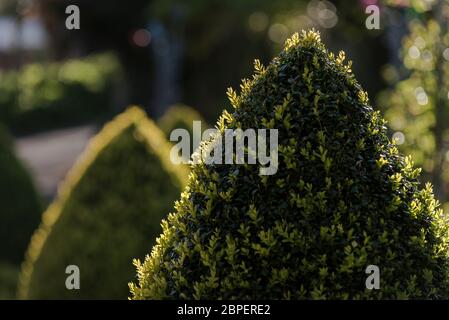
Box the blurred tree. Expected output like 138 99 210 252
378 0 449 208
0 0 17 14
35 0 154 114
147 0 388 121
145 0 287 118
33 0 389 123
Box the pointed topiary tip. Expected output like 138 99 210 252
284 29 324 51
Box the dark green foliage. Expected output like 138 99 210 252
18 107 188 299
0 53 121 134
0 262 19 300
0 124 42 265
131 31 449 299
0 72 17 126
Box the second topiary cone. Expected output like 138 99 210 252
18 107 189 299
130 31 449 299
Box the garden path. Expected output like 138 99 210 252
14 125 97 200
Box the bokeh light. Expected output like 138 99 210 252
248 12 269 32
393 131 405 145
414 87 428 106
408 46 420 59
131 29 151 48
268 23 289 44
307 0 338 29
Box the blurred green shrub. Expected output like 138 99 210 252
18 107 189 299
0 53 122 134
158 104 207 139
0 262 19 300
158 104 208 160
0 124 42 265
131 31 449 299
378 1 449 207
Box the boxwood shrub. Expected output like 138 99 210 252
130 31 449 300
18 107 188 299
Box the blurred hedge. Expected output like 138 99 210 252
18 107 189 299
0 124 42 265
158 104 207 139
0 53 122 134
0 262 19 300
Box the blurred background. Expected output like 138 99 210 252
1 0 449 298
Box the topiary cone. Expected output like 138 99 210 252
18 106 189 299
130 31 449 299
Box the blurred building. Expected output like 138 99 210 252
0 0 49 70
